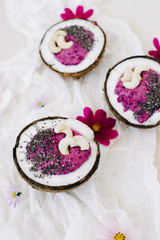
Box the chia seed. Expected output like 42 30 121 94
54 25 94 66
64 25 94 51
26 128 91 177
115 69 160 123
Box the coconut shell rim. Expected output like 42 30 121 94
39 19 107 79
104 55 160 129
13 116 100 192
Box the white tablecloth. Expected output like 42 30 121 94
0 0 160 239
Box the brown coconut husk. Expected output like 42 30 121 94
39 19 106 79
104 55 160 129
13 116 100 192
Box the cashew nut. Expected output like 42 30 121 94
48 30 73 53
58 135 89 155
56 35 73 49
120 67 132 82
51 30 67 41
122 65 150 89
134 65 150 74
123 72 142 89
58 137 75 155
55 123 89 155
54 123 73 137
70 135 90 150
48 41 61 54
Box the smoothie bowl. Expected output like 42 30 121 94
104 56 160 128
13 117 100 192
39 19 106 78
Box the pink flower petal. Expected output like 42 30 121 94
148 50 158 56
32 102 39 110
148 50 160 61
105 129 119 139
41 94 46 105
61 8 75 20
83 9 94 19
13 198 18 208
61 6 94 21
60 14 68 20
95 131 110 146
94 109 107 124
7 186 13 191
101 118 116 129
8 199 13 206
77 107 118 146
96 224 115 240
83 107 94 124
9 183 17 191
153 38 160 51
6 183 21 208
96 215 142 240
95 128 118 145
118 217 142 239
119 217 133 237
76 116 92 128
76 5 84 18
65 8 75 18
103 215 118 232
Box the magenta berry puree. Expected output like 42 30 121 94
26 129 91 175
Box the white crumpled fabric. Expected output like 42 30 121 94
0 0 160 239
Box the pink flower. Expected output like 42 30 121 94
76 107 118 146
61 5 94 20
6 183 22 208
32 94 46 110
148 38 160 61
96 215 142 240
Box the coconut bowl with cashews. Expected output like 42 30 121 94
104 55 160 128
39 19 106 79
13 117 100 192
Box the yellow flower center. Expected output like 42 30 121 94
11 192 17 199
114 232 126 240
92 123 101 132
37 101 42 106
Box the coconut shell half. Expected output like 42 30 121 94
104 55 160 128
13 117 100 192
39 19 106 79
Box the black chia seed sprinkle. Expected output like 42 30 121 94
134 70 160 120
64 25 94 51
25 128 91 178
